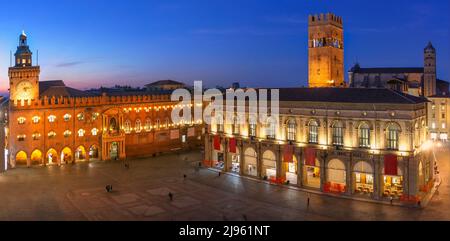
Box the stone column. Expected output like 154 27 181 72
373 155 380 200
320 152 326 192
346 156 352 196
277 144 282 180
298 149 303 187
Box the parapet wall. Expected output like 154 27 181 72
309 13 343 27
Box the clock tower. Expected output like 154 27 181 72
9 31 40 104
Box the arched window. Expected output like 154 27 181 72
248 116 257 137
387 123 400 150
91 128 98 136
332 121 344 146
77 113 85 121
156 119 160 130
359 122 371 148
32 116 40 124
124 120 131 133
48 131 56 138
32 132 41 140
63 114 71 122
144 118 152 132
165 118 170 129
48 115 56 123
135 119 142 133
287 119 297 141
216 114 224 133
308 120 319 144
17 117 26 124
78 129 86 137
92 112 99 121
17 134 26 141
233 116 240 135
266 117 277 139
64 130 72 137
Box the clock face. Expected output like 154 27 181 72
16 80 33 100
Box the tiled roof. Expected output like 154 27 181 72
39 80 95 97
146 80 185 86
267 88 428 104
351 67 424 74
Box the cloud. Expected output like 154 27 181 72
55 61 86 68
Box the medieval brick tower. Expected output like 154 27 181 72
308 13 344 88
8 31 40 105
423 42 437 97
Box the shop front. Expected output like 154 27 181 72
212 143 225 170
303 148 320 188
244 147 258 177
262 150 277 180
353 161 374 195
383 154 403 198
284 156 298 185
326 159 346 193
227 146 240 174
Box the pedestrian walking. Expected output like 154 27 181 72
105 185 112 193
168 192 173 201
390 196 393 205
307 197 310 207
183 174 187 180
218 171 221 177
418 200 421 207
242 214 248 221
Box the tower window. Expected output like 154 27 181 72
64 130 72 137
32 116 40 124
17 117 26 125
48 115 56 123
32 132 41 140
78 129 86 137
64 114 72 121
77 113 85 121
17 135 26 141
48 131 56 139
91 128 99 136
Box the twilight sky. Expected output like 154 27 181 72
0 0 448 94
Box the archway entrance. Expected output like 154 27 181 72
15 151 28 166
326 159 347 193
31 150 43 165
46 149 58 165
244 148 257 177
110 142 119 160
262 150 277 180
353 161 374 195
212 144 225 170
284 155 298 185
61 147 73 164
75 146 87 162
89 145 99 160
227 147 240 174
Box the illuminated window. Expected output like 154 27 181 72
359 123 371 148
91 128 98 136
17 134 26 141
233 116 240 135
63 114 72 121
308 120 319 144
216 115 224 133
48 131 56 138
287 119 296 141
156 119 160 130
78 129 86 137
266 117 276 139
332 121 344 146
32 116 40 124
17 117 26 124
135 119 142 133
144 118 152 132
48 115 56 123
92 112 99 120
124 120 131 134
32 132 41 140
249 116 257 137
64 130 72 137
165 118 170 129
77 113 85 121
386 124 400 150
432 122 436 129
442 123 446 129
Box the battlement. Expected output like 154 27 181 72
309 13 343 27
11 93 173 110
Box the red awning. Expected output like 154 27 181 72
384 154 398 176
213 136 221 151
229 138 237 153
305 148 317 166
283 145 294 162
